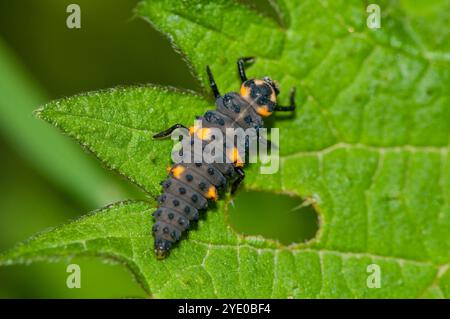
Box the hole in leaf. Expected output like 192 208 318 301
227 190 319 245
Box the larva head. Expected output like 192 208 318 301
240 77 279 117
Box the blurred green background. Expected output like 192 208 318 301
0 0 317 298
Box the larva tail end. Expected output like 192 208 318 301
154 238 172 260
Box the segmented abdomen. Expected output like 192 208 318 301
152 92 263 258
152 161 234 258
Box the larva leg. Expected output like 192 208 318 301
153 123 187 138
206 65 221 99
237 57 255 82
231 167 245 195
274 87 297 112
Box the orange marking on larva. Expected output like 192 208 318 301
228 147 244 167
240 85 250 97
206 185 218 201
256 105 272 117
196 127 211 140
189 126 197 135
171 165 185 179
270 91 276 102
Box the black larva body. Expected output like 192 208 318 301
152 58 296 259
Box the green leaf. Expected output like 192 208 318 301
1 0 450 298
33 85 210 196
